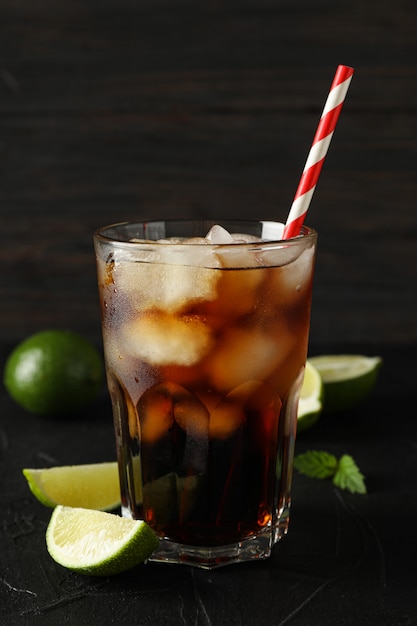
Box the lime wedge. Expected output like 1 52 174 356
46 505 159 576
23 462 120 511
308 354 382 413
297 360 323 432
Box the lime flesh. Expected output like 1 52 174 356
23 462 121 511
309 354 382 413
46 505 159 576
297 361 323 432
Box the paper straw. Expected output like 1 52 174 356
282 65 354 240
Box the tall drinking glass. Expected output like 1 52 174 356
94 220 317 569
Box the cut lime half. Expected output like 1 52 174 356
308 354 382 413
297 360 323 432
46 505 159 576
23 462 120 511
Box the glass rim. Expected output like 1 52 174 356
93 219 317 248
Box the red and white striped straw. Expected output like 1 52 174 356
282 65 354 240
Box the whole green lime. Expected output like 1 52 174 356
3 330 104 416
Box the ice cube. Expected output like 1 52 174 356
137 382 175 443
227 380 281 409
206 225 263 245
284 245 315 291
206 224 235 244
121 311 213 366
138 382 209 471
215 243 263 269
169 383 210 439
260 221 285 241
214 267 262 320
227 380 282 440
106 369 140 440
207 328 288 392
229 233 264 243
183 237 211 244
113 250 221 314
208 243 266 321
259 237 315 269
268 245 315 305
208 396 246 439
155 237 185 244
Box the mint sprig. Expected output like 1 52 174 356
294 451 366 494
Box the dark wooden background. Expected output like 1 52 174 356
1 0 416 351
1 2 417 625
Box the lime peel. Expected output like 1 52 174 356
309 354 382 414
23 462 121 511
46 506 159 576
3 330 103 416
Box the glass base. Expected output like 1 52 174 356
149 513 290 569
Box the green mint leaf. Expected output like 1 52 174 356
332 454 367 494
294 450 367 495
293 450 338 479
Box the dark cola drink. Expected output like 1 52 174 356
94 220 317 568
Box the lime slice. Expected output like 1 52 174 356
308 354 382 413
46 505 159 576
23 462 120 511
297 360 323 432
